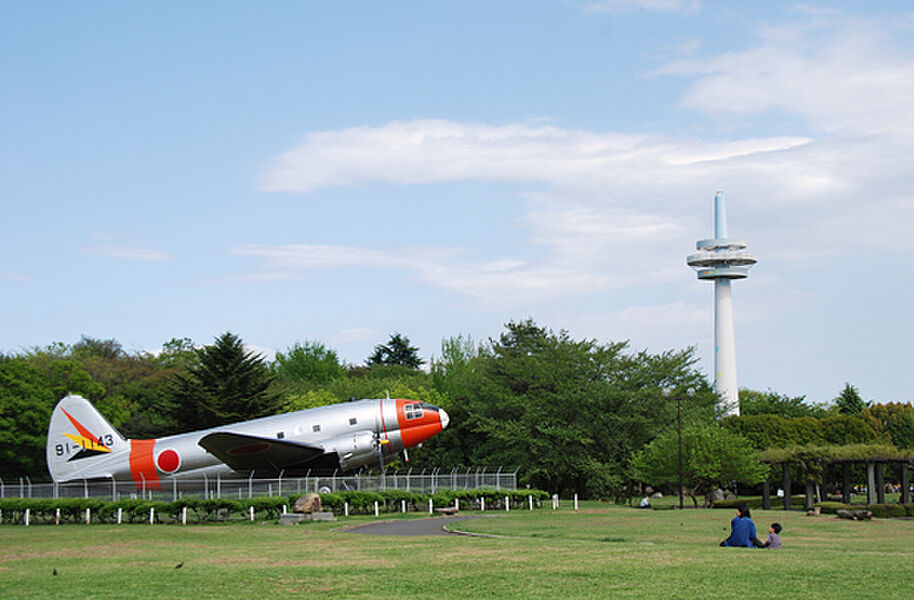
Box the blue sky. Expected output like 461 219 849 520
3 1 913 407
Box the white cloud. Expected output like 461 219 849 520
259 119 809 199
654 15 914 136
583 0 702 15
81 245 172 262
251 12 914 307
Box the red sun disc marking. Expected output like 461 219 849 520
157 449 180 473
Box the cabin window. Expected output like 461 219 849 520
312 424 321 433
276 432 285 439
404 403 424 420
349 418 357 425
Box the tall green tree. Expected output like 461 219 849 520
424 319 716 499
0 357 57 477
835 383 867 415
863 403 914 449
630 422 767 506
169 332 280 431
367 333 423 369
739 389 828 418
274 341 344 387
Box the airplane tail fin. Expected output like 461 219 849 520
46 394 128 482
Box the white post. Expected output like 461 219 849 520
149 507 155 525
249 506 254 521
574 494 579 511
117 507 122 524
182 506 187 526
428 499 433 515
401 500 406 513
528 495 533 511
282 505 287 515
25 508 30 527
552 494 558 510
454 498 459 511
344 502 349 517
505 496 510 512
55 508 61 525
373 501 379 517
85 508 91 525
481 497 486 512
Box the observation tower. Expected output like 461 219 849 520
687 192 757 416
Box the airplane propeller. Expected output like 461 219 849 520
375 435 389 475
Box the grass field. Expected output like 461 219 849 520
2 503 912 599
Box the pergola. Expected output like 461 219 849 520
758 444 914 510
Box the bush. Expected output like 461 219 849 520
0 488 552 523
713 495 806 509
866 503 906 518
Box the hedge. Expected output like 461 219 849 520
0 488 550 524
713 496 807 510
815 501 914 518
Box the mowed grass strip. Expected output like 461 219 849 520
2 504 912 599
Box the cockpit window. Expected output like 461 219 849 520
404 403 424 420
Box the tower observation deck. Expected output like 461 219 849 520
687 192 757 416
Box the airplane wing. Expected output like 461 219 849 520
198 432 330 473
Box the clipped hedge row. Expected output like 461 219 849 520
713 496 807 510
815 501 914 518
0 488 550 524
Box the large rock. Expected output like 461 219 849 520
836 509 873 521
293 493 322 514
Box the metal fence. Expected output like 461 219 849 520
1 467 518 501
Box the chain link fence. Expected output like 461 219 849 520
1 467 519 501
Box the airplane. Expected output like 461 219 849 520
47 394 450 490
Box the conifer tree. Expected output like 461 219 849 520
170 332 279 431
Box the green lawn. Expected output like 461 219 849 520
2 503 912 599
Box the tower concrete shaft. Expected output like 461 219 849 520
687 192 756 416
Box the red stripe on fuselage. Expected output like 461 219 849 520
129 439 161 490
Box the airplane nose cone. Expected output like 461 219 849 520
439 408 450 430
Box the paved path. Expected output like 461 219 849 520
345 516 480 536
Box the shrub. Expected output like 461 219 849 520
866 503 906 518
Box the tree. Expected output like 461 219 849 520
0 357 57 477
169 332 280 431
274 341 344 386
630 422 767 506
424 319 717 499
835 383 867 415
862 403 914 449
71 336 126 360
367 333 423 369
156 337 197 369
739 389 828 419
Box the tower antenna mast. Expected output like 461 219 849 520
687 192 757 416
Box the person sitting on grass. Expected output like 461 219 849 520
719 504 760 548
754 523 782 549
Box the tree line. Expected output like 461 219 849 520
2 321 912 500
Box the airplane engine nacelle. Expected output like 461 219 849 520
321 430 378 471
